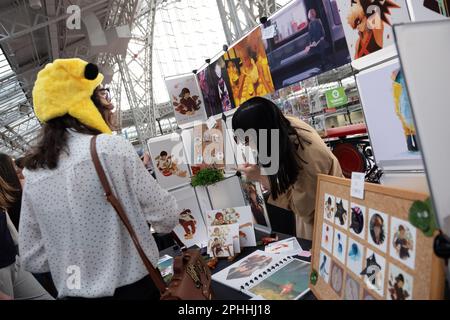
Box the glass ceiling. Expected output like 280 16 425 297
0 48 40 158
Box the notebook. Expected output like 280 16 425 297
212 250 288 291
243 258 311 300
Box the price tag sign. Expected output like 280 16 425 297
262 25 276 40
351 172 365 200
206 116 216 130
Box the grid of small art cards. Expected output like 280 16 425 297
311 175 444 300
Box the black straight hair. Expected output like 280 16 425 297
232 97 310 200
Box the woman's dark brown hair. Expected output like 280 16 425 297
0 175 16 209
0 153 22 229
24 88 114 170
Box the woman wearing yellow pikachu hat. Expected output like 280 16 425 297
18 58 179 300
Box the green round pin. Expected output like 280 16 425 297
310 269 318 285
409 198 438 237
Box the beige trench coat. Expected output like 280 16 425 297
268 116 343 240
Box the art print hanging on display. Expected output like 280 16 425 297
165 74 207 127
191 120 226 173
206 206 257 248
319 251 331 283
170 186 208 248
321 223 334 254
330 261 344 296
323 193 335 223
368 209 389 253
262 0 351 90
196 56 236 117
349 203 366 239
408 0 450 21
147 134 191 190
334 197 349 228
387 263 413 300
389 216 417 270
241 177 272 231
333 229 347 265
344 273 361 300
223 27 275 107
361 249 386 297
207 224 239 258
356 59 423 171
346 238 364 278
313 115 326 136
335 0 410 62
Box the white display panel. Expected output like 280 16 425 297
394 20 450 235
207 176 247 210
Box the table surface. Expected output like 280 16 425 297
160 230 316 300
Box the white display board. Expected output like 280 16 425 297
394 20 450 235
207 176 247 210
407 0 450 21
356 59 423 171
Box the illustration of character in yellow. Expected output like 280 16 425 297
392 69 419 152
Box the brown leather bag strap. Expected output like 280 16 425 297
89 136 167 295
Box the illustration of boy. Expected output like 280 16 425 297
389 274 410 300
394 225 412 259
155 151 187 177
175 87 201 115
212 212 226 225
178 209 197 239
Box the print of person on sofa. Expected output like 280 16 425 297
155 151 187 178
178 209 197 240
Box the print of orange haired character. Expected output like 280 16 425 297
347 0 400 59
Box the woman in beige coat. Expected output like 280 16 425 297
232 97 343 240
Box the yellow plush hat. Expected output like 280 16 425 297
33 58 112 134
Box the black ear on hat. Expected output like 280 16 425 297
84 63 99 80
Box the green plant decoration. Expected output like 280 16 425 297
191 167 225 187
310 269 318 286
409 197 438 237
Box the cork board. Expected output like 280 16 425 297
310 175 445 300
